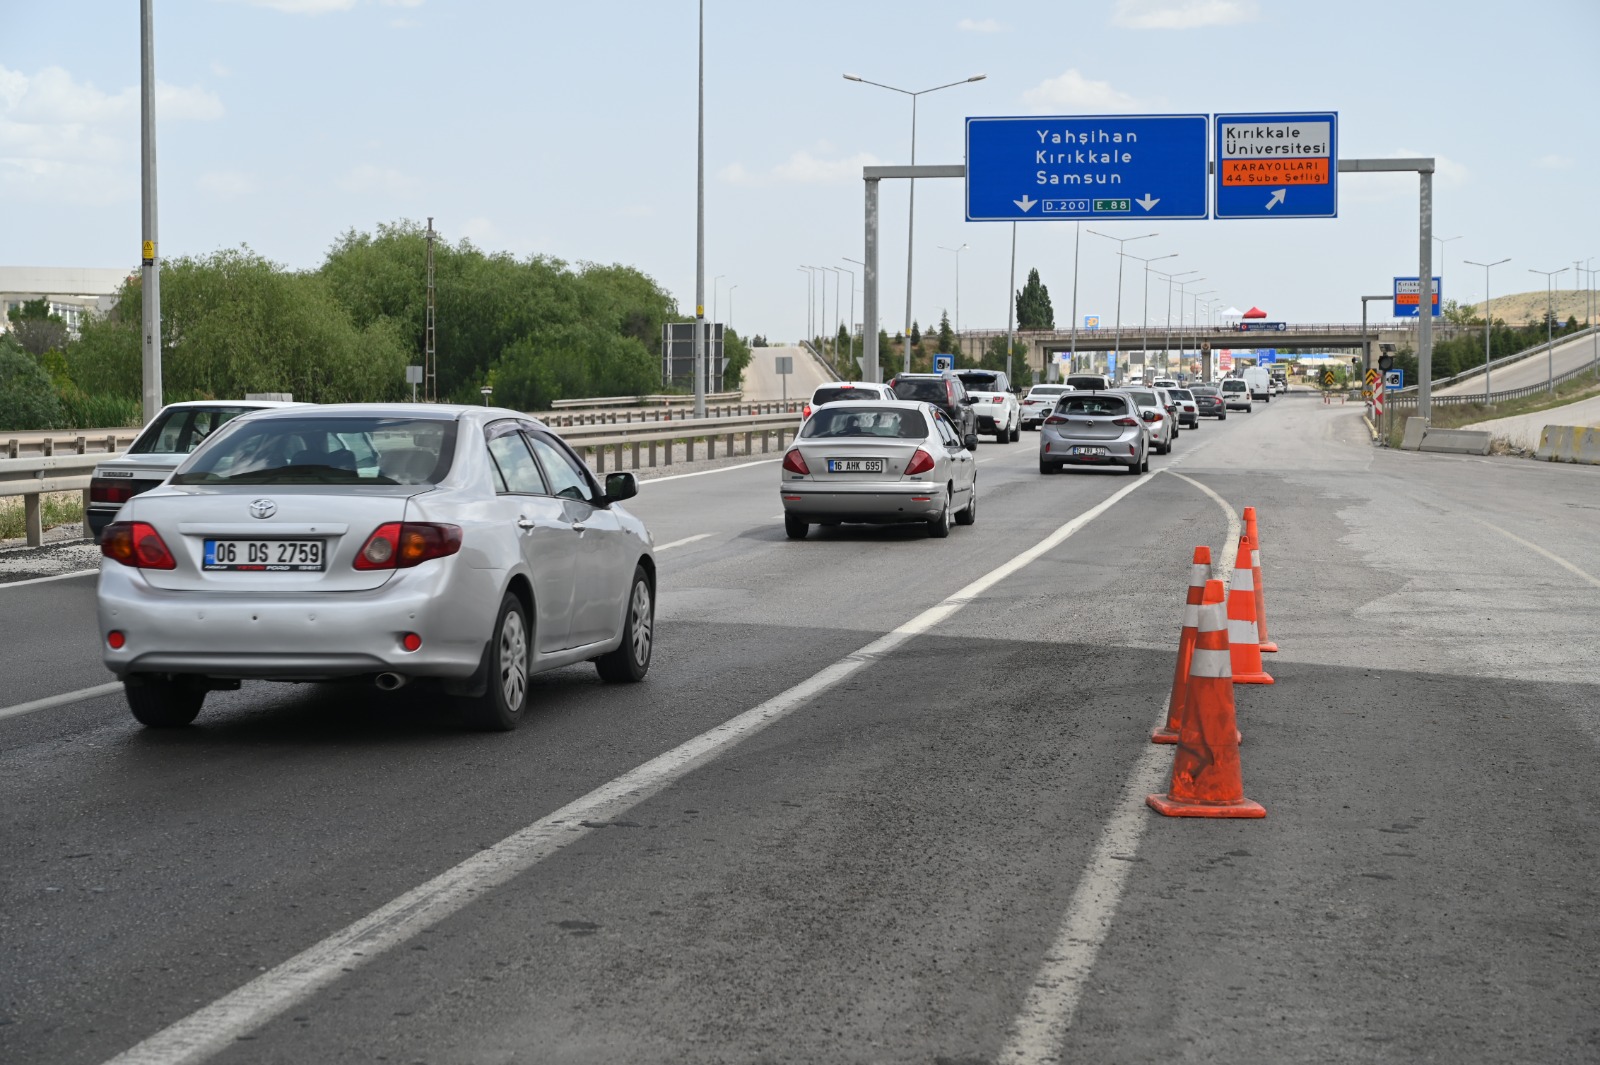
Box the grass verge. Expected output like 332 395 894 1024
1384 367 1600 449
0 492 85 541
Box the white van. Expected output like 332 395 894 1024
1242 366 1273 402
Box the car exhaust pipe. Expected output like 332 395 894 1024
374 672 408 691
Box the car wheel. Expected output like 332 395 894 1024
927 491 952 538
1246 404 1253 412
124 674 205 728
1142 450 1151 473
462 592 530 731
994 426 1007 444
1010 423 1021 442
1126 455 1142 475
784 514 809 540
955 478 978 526
595 566 653 684
1039 458 1056 475
1219 413 1227 421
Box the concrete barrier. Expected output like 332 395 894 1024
1535 425 1600 465
1400 417 1427 450
1398 417 1491 455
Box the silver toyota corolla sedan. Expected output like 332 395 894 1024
97 404 655 731
778 400 977 540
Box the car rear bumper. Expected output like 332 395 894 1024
97 561 495 680
1039 435 1141 464
779 481 948 523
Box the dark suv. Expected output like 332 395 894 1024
889 372 978 441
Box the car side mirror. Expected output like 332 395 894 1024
1143 410 1158 422
963 433 979 451
602 471 638 504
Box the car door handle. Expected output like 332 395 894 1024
570 521 589 533
516 518 537 530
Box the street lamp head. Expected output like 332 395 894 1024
967 74 987 82
843 74 862 82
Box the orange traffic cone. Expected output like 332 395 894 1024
1243 507 1278 653
1152 547 1213 745
1227 536 1274 685
1147 599 1266 819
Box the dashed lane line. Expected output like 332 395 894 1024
655 533 713 552
0 568 97 590
100 462 1163 1065
0 682 123 724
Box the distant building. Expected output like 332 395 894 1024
0 266 132 338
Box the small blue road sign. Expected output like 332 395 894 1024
1393 277 1442 318
933 353 954 372
966 115 1208 222
1385 369 1404 388
1214 112 1338 219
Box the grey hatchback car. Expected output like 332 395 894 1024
1039 390 1149 475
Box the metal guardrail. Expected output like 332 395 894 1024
0 454 100 547
548 391 741 410
1391 325 1599 394
1387 361 1596 410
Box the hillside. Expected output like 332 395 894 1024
1464 289 1595 327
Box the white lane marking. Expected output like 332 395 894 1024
641 458 779 484
0 682 123 724
997 471 1239 1065
0 568 97 590
1164 471 1243 576
655 533 712 552
1473 518 1600 590
100 466 1162 1065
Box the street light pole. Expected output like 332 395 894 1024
713 274 725 328
692 0 707 417
1155 269 1198 376
837 263 857 371
797 267 812 348
139 0 162 425
727 284 737 335
937 243 968 337
1191 290 1215 380
845 72 987 374
1005 222 1016 384
1067 223 1081 380
1173 277 1205 377
1464 257 1509 400
1529 266 1568 393
1124 251 1177 378
1087 229 1157 382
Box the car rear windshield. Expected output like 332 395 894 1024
955 372 1000 391
171 416 457 486
800 407 928 440
1170 389 1194 400
1026 386 1068 399
1191 387 1218 396
1058 395 1130 416
1125 390 1158 406
811 386 878 405
891 378 948 404
1222 380 1246 390
129 406 260 455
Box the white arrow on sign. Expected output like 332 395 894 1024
1265 189 1287 210
1013 195 1037 212
1135 194 1160 212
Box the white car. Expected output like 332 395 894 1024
1019 385 1072 431
1122 387 1176 454
1220 377 1253 412
98 404 656 731
1242 365 1273 402
87 400 304 541
1151 377 1179 390
954 369 1021 443
801 382 893 422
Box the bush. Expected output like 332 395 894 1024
0 347 64 430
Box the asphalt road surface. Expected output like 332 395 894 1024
3 399 1598 1064
1435 329 1599 396
740 345 838 403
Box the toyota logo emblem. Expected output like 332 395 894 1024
248 499 277 519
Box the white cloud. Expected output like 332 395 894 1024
0 64 222 205
197 170 259 199
1021 69 1139 113
210 62 232 78
1111 0 1259 29
721 150 883 187
1536 154 1573 169
336 164 420 196
957 18 1004 32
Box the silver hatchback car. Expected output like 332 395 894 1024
1038 390 1150 475
779 400 977 539
97 404 655 731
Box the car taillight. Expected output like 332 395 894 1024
1113 417 1139 427
1044 414 1070 425
100 521 177 570
1148 412 1164 421
89 478 135 505
801 404 812 420
781 449 810 475
991 396 1004 403
354 523 463 570
904 449 936 476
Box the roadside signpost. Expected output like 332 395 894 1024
1321 368 1337 389
965 114 1208 222
1214 112 1338 219
774 354 793 404
1393 278 1442 318
933 353 954 372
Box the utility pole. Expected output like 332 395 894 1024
425 218 437 402
692 0 707 417
1005 223 1016 384
139 0 162 424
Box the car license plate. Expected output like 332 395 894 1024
204 539 325 572
827 458 884 473
1071 446 1108 457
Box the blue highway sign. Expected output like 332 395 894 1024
1214 111 1338 219
1393 277 1442 318
966 115 1208 222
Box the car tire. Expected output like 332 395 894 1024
955 479 978 526
124 674 205 728
595 566 653 684
994 426 1007 444
1126 455 1142 475
1039 458 1057 475
927 491 953 538
461 592 530 731
784 514 809 540
1219 413 1227 421
1246 404 1253 412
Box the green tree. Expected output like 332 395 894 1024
909 320 922 346
0 341 64 429
1016 268 1055 330
6 298 69 357
936 311 958 357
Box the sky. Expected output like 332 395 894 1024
4 0 1599 346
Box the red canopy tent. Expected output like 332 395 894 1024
1242 306 1267 319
